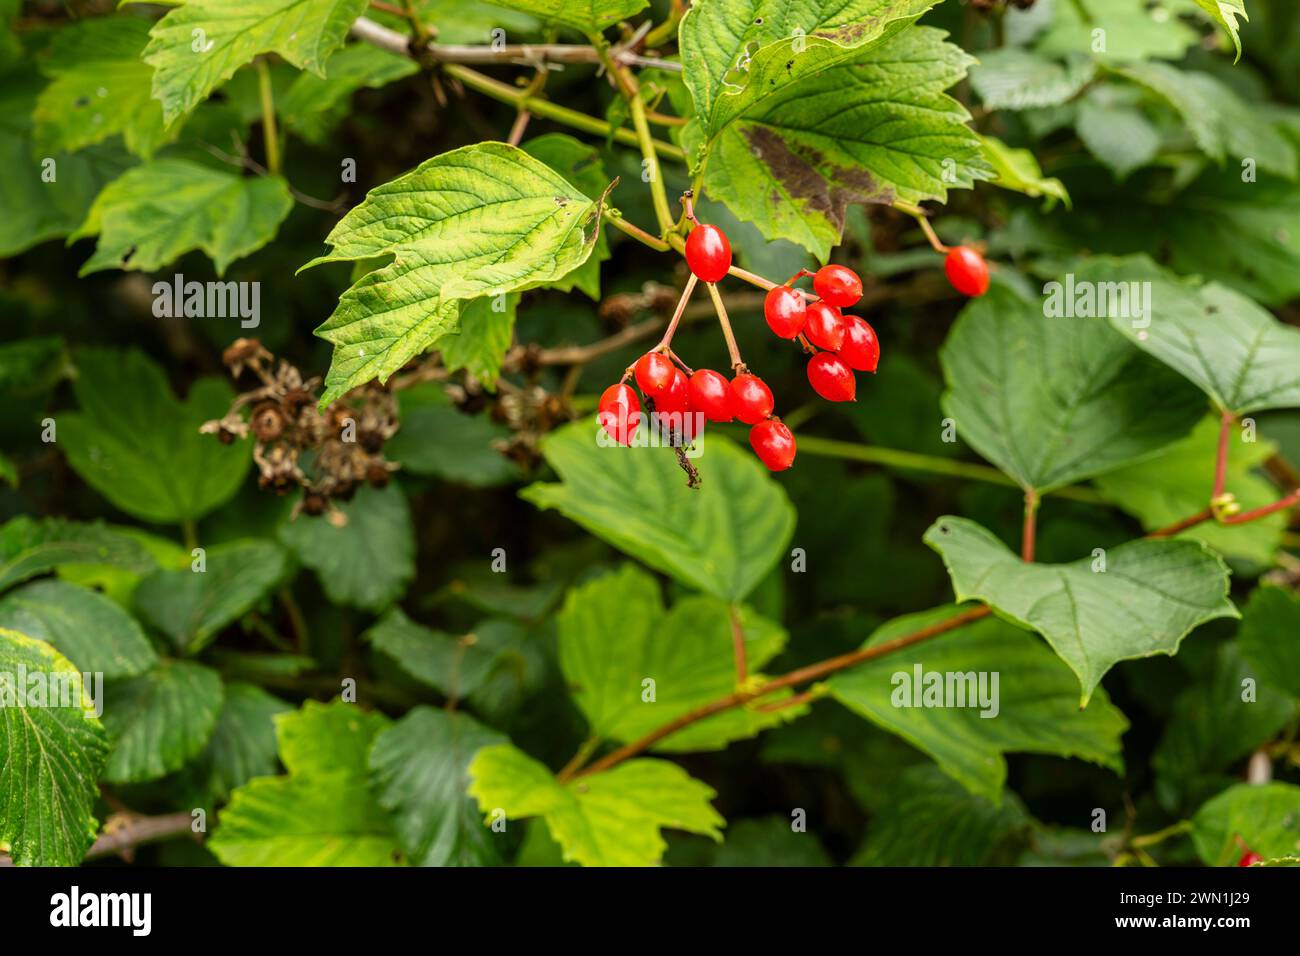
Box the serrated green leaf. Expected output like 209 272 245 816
939 283 1204 493
370 707 506 867
558 564 799 751
436 294 519 389
279 42 419 144
1075 91 1161 180
0 516 157 594
143 0 371 124
1191 0 1248 62
102 659 223 783
1238 585 1300 698
59 349 253 523
522 423 796 602
0 579 157 678
385 391 522 487
304 142 604 405
522 133 609 300
0 628 109 867
134 540 289 655
468 742 723 867
479 0 646 33
979 133 1069 206
1192 782 1300 866
1035 0 1199 63
202 682 292 799
829 606 1128 802
277 483 414 612
969 48 1095 110
924 517 1238 704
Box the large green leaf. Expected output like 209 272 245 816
304 142 605 405
1192 783 1300 866
0 516 157 593
279 42 419 144
385 394 523 487
829 607 1128 802
969 49 1095 110
701 26 989 260
1238 585 1300 698
1094 416 1285 564
468 743 723 867
481 0 647 35
277 484 414 613
102 659 224 783
557 564 799 751
210 701 403 866
939 283 1204 493
370 707 506 867
1035 0 1199 63
134 540 289 655
143 0 370 123
1083 257 1300 415
924 517 1238 704
70 159 292 275
522 423 795 602
0 628 109 867
34 14 175 159
202 682 293 799
59 349 252 523
0 579 157 678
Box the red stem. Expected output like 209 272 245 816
1222 489 1300 525
1022 490 1039 562
1213 408 1234 499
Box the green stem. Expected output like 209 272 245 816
603 209 670 250
180 519 198 551
1130 820 1192 849
256 59 281 176
597 43 675 235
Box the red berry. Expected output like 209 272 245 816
634 351 675 396
688 369 734 422
944 246 989 297
654 367 691 415
813 264 862 307
730 373 773 425
804 301 846 351
840 316 880 372
807 352 856 402
764 286 806 339
750 419 796 471
597 383 639 446
1238 851 1263 867
684 224 732 282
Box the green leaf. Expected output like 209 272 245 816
386 391 523 486
1238 585 1300 698
924 517 1238 704
59 349 253 523
969 49 1095 110
0 579 157 678
277 484 415 613
522 423 796 602
939 283 1204 493
436 294 519 389
1094 416 1285 564
134 540 289 655
0 337 71 398
1192 783 1300 866
468 743 723 867
0 629 109 867
279 42 419 145
1083 256 1300 415
0 516 157 593
702 26 990 260
522 133 610 300
707 816 832 867
202 682 292 799
479 0 647 34
304 142 605 405
1191 0 1248 62
558 564 799 751
102 659 224 783
1075 91 1161 180
210 701 403 866
70 159 292 275
34 14 175 159
369 707 507 867
979 133 1069 207
143 0 371 124
829 606 1128 802
1035 0 1199 63
851 765 1031 866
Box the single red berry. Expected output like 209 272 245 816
654 367 691 416
813 264 863 307
684 224 732 282
688 369 734 422
750 419 796 471
807 352 856 402
1238 851 1263 867
804 301 846 351
730 373 774 425
764 286 806 339
840 316 880 372
634 351 675 396
944 246 990 297
597 383 640 446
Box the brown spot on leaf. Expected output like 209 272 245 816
813 17 881 45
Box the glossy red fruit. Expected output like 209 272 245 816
840 316 880 372
813 264 863 307
730 373 774 425
634 351 675 396
688 369 734 422
764 286 806 339
597 383 640 446
684 224 732 282
654 367 691 415
804 301 846 351
1238 851 1263 867
750 419 796 471
944 246 989 297
807 352 856 402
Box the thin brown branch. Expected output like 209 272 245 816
1022 489 1039 562
1148 508 1215 538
